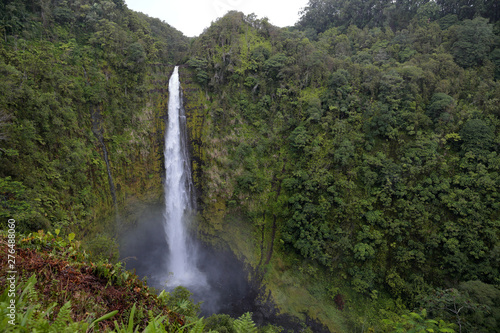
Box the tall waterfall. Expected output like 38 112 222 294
164 66 200 287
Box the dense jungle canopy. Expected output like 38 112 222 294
1 0 499 332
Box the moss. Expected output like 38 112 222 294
179 66 209 199
178 63 353 333
79 66 173 244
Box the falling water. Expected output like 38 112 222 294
164 66 201 287
121 71 323 326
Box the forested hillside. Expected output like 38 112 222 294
184 3 500 331
0 0 188 238
1 0 500 332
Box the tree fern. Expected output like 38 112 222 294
233 312 257 333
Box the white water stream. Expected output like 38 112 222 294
164 66 203 287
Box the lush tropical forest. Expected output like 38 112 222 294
1 0 500 332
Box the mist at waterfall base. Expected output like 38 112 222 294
119 66 253 317
118 210 330 332
119 205 254 317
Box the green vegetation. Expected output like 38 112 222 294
0 231 274 332
0 230 185 332
1 0 500 332
0 0 189 236
183 3 500 332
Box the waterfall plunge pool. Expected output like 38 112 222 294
118 204 330 333
118 204 254 317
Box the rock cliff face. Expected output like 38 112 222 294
0 0 189 235
91 65 180 236
107 66 171 218
178 66 235 247
178 66 206 206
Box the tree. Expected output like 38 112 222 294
427 93 454 121
451 17 494 68
297 0 340 34
126 41 146 72
0 110 10 142
459 118 495 156
264 53 288 79
458 281 500 332
383 310 456 333
436 0 500 22
418 288 489 333
0 177 29 221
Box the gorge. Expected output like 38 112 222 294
1 1 499 332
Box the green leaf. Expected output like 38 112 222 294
90 310 118 328
234 312 257 333
127 303 137 333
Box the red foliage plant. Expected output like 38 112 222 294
334 293 345 311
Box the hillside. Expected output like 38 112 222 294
0 0 188 237
1 0 500 332
0 231 189 332
183 7 500 332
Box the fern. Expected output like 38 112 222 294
18 274 37 305
0 275 39 331
142 314 167 333
50 301 73 333
188 318 205 333
233 312 257 333
1 276 89 333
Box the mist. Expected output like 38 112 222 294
118 203 331 333
118 203 253 316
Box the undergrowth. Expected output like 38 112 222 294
0 230 281 332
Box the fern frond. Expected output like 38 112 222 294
49 301 73 333
188 318 205 333
143 314 167 333
18 274 37 305
234 312 257 333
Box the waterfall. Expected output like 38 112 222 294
164 66 201 287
